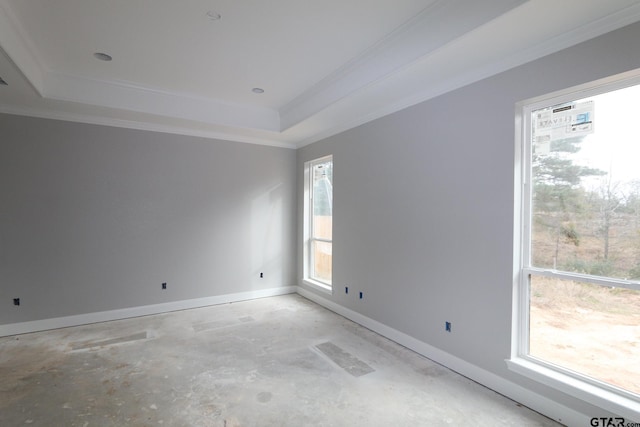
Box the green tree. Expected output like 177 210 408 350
532 136 605 269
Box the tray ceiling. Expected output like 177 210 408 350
1 0 640 148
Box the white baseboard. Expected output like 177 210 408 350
296 286 589 427
0 286 296 337
0 284 593 425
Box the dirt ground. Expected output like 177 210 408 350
529 278 640 395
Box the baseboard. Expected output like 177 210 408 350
0 286 297 337
296 286 589 427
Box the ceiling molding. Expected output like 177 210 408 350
1 0 640 148
508 1 640 63
0 103 296 149
0 1 45 94
43 71 281 132
293 1 640 148
279 0 526 131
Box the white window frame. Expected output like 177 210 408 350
303 155 333 293
508 69 640 420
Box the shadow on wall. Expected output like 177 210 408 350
251 183 284 288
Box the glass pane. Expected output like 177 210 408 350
312 160 333 240
312 240 332 284
531 84 640 280
529 275 640 395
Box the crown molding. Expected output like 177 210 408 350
0 1 46 94
0 104 296 149
293 1 640 148
0 0 280 133
2 0 640 148
42 71 281 132
279 0 526 131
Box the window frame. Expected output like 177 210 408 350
509 69 640 420
303 155 333 293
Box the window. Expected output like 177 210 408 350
304 155 333 290
512 71 640 417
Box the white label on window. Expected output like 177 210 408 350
533 101 594 153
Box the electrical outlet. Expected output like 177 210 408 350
162 282 167 290
359 292 363 300
13 298 20 306
260 272 263 278
445 321 452 332
345 286 349 294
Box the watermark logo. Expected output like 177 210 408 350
590 417 640 427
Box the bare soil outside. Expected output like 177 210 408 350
530 277 640 395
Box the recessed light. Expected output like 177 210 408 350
252 87 265 94
93 52 113 62
0 76 7 86
206 11 221 20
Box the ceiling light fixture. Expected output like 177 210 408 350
206 11 221 20
252 87 265 94
93 52 113 62
0 76 7 86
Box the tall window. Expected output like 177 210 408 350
513 72 640 417
304 155 333 289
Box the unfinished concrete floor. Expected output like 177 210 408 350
0 294 560 426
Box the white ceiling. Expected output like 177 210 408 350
1 0 640 148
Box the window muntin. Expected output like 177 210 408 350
520 79 640 400
306 156 333 287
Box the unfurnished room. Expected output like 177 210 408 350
1 1 640 426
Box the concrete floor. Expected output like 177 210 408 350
0 294 561 426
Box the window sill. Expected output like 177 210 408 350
302 278 333 295
506 357 640 422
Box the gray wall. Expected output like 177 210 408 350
0 115 296 324
297 22 640 416
2 18 639 419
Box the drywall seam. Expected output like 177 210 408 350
0 286 296 337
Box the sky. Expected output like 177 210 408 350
572 83 640 188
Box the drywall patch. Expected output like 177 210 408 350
192 315 255 332
315 341 375 377
71 331 148 351
192 319 238 332
192 315 256 333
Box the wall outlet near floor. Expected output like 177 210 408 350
345 286 349 294
162 282 167 290
260 272 263 278
13 298 20 306
359 292 363 300
445 321 452 332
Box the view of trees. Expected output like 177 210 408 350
527 83 640 399
531 110 640 280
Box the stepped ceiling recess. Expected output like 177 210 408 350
1 0 640 148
